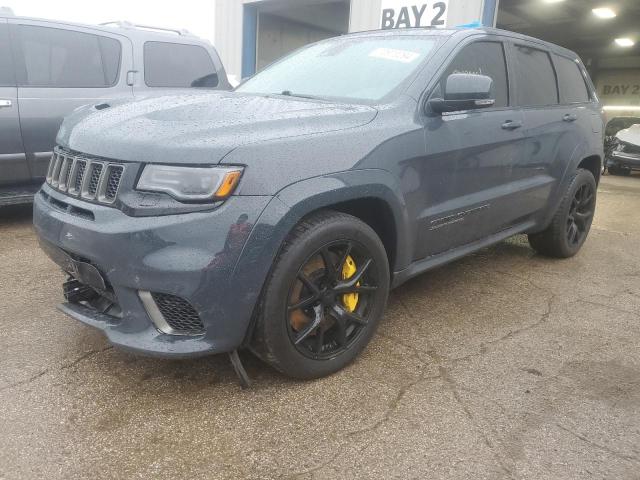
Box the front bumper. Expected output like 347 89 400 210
607 150 640 170
34 185 273 357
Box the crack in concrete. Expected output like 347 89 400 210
556 423 640 464
438 362 515 479
0 345 113 393
481 294 556 348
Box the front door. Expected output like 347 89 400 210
0 19 28 187
414 39 525 259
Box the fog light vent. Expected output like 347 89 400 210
139 291 204 336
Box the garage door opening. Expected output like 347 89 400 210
497 0 640 119
242 0 350 77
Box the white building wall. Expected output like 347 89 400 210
215 0 489 80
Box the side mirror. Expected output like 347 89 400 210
428 73 495 114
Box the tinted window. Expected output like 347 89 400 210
441 41 509 108
513 45 558 106
0 23 14 86
237 36 437 102
555 55 590 104
15 25 121 88
144 42 218 88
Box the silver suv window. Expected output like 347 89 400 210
143 41 218 88
14 25 121 88
0 23 14 86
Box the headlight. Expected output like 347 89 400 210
136 165 243 201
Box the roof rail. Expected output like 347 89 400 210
0 6 15 16
99 21 195 37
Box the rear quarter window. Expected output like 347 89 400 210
555 55 590 104
513 45 559 107
144 42 218 88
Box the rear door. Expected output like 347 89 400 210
0 19 29 187
9 19 133 180
507 42 564 214
553 52 599 160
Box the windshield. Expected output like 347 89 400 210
236 36 438 103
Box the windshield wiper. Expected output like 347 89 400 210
276 91 330 102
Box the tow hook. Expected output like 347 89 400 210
63 277 99 303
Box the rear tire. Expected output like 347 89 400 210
528 168 596 258
251 211 390 379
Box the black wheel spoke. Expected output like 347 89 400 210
298 272 320 295
335 284 378 295
333 258 372 293
332 304 367 326
314 327 325 354
294 305 324 345
573 211 592 229
335 242 353 279
288 294 319 312
319 247 336 281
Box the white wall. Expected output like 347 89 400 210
215 0 489 80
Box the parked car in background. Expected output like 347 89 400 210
0 12 230 206
607 123 640 176
34 28 603 380
604 117 640 175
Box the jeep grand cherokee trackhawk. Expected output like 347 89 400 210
34 28 604 380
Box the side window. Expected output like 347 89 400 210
555 55 590 104
144 42 218 88
14 25 121 88
0 23 14 86
441 41 509 108
513 45 558 107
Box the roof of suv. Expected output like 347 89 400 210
0 14 213 46
345 26 580 60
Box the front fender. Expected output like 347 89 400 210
229 169 410 345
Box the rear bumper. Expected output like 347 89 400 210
34 185 275 357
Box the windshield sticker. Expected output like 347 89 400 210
369 47 421 63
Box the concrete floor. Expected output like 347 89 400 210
1 175 639 480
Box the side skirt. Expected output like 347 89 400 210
391 220 536 289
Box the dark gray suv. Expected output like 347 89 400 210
34 28 604 380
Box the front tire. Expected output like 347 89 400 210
528 168 597 258
251 211 390 379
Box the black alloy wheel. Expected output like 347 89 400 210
286 240 380 360
251 211 390 379
566 183 595 248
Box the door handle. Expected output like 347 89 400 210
563 113 578 122
0 99 12 108
501 120 523 130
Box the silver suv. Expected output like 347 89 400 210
0 11 230 205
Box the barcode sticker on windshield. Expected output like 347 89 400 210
369 47 420 63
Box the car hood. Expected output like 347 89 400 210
57 92 377 164
616 124 640 146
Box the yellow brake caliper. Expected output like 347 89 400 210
341 255 359 312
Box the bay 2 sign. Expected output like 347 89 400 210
380 1 449 29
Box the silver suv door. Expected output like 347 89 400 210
0 19 29 187
9 19 133 180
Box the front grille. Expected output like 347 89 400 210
150 293 205 335
45 147 126 205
